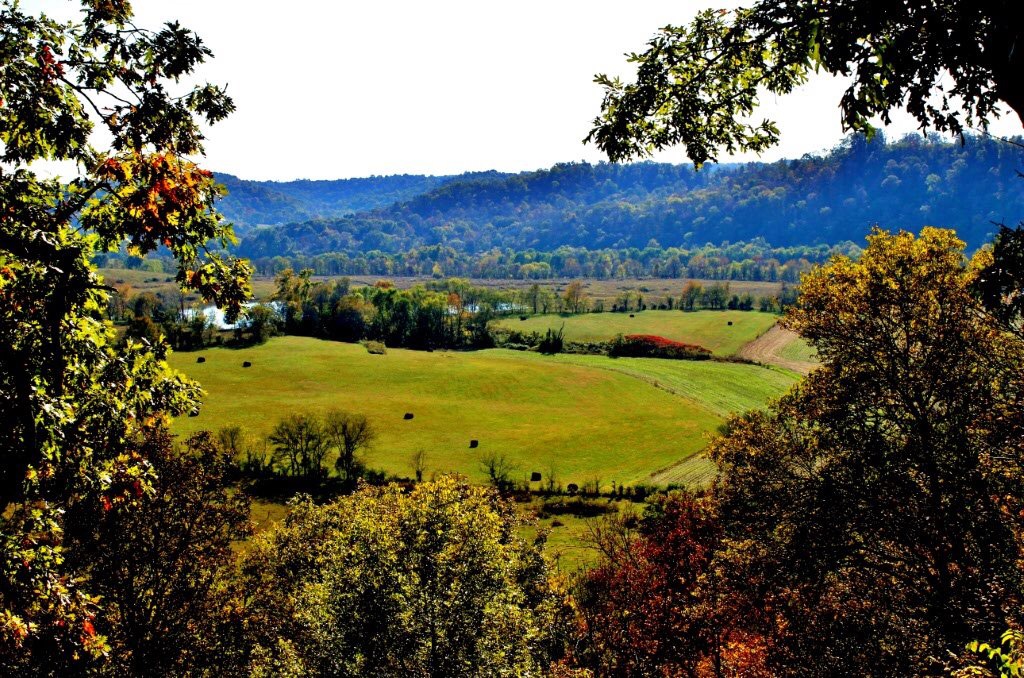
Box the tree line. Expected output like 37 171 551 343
96 238 845 282
227 133 1024 261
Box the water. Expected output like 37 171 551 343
183 301 284 330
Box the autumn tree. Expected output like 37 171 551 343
708 228 1024 674
0 0 249 669
236 476 570 676
588 1 1023 167
574 491 767 677
974 222 1024 335
63 429 252 677
563 280 586 314
680 281 703 311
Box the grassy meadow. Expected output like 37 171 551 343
169 336 798 489
493 309 778 356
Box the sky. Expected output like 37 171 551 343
25 0 1024 181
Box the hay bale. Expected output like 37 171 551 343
403 413 414 420
469 439 479 449
530 471 542 482
242 361 252 368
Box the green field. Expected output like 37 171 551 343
493 310 778 356
169 336 798 488
778 336 817 363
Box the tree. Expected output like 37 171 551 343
480 451 518 493
410 448 428 483
323 410 376 486
680 281 703 311
245 303 280 345
588 2 1024 166
974 222 1024 335
64 429 252 677
707 228 1024 674
574 492 766 677
562 280 586 314
236 476 570 676
0 0 248 669
269 413 329 479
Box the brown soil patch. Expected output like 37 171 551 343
737 324 816 375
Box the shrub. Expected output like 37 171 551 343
537 326 565 354
363 340 387 355
608 334 712 360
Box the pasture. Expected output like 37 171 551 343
169 336 799 489
493 309 778 356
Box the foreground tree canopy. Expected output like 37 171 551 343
588 1 1024 166
237 476 569 677
0 0 249 668
710 228 1024 674
572 228 1024 676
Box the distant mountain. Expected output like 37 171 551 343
215 172 508 228
226 134 1024 256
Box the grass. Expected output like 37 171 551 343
493 310 778 356
169 336 797 488
777 336 817 363
537 352 798 417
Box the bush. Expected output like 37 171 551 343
608 334 712 360
537 326 565 354
363 340 387 355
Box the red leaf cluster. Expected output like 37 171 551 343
611 334 713 360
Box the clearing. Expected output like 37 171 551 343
169 336 799 488
493 309 778 356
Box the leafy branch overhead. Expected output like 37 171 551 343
0 0 250 314
0 0 251 669
587 2 1024 166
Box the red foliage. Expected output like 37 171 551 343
611 334 713 360
574 492 769 677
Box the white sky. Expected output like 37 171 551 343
25 0 1024 181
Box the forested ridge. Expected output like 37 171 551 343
224 133 1024 261
215 172 478 227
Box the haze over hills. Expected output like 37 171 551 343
216 134 1024 261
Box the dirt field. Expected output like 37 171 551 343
737 324 817 375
